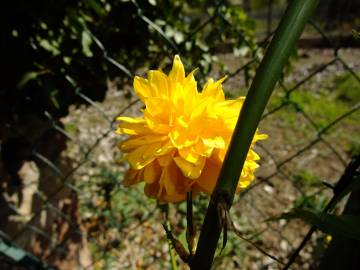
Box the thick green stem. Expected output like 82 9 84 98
190 0 319 269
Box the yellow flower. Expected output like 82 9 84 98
116 55 267 202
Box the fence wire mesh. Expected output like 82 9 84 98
1 2 359 270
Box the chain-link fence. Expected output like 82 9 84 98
1 1 359 269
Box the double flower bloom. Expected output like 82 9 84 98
117 55 267 202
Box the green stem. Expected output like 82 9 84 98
166 220 178 270
190 0 320 269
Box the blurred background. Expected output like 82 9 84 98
0 0 359 269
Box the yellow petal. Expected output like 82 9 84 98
254 133 268 141
144 111 171 134
116 116 145 123
161 162 177 195
126 143 162 169
244 160 259 170
134 76 151 101
169 129 196 149
247 149 260 161
157 154 173 167
175 115 189 129
191 99 210 119
116 123 149 135
159 161 193 200
119 135 168 151
170 83 186 112
123 169 142 186
148 70 169 97
178 147 200 164
184 68 198 89
168 55 185 85
116 117 149 135
161 193 187 203
238 167 255 190
173 155 205 179
154 142 174 156
214 99 243 128
201 76 227 101
193 140 213 157
144 181 161 199
144 97 169 117
194 158 221 194
201 136 225 149
144 161 161 183
215 149 226 162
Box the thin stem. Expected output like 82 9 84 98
166 220 179 270
190 0 320 269
186 192 196 256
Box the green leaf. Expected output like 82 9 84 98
269 208 360 241
352 29 360 40
86 0 104 15
178 230 189 253
50 89 60 109
81 30 93 57
148 0 157 6
17 71 47 89
38 39 60 56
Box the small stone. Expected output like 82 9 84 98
264 184 274 194
280 240 288 251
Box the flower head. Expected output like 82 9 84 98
116 55 267 202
